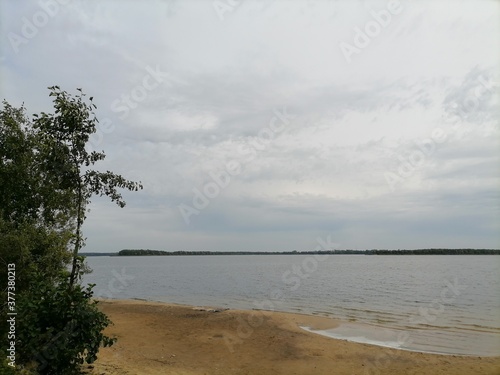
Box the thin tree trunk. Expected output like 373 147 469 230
69 177 83 288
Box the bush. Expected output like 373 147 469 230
0 359 18 375
1 90 140 374
14 274 115 375
0 216 73 301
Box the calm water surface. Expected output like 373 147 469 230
83 255 500 356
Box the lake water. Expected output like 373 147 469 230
83 255 500 356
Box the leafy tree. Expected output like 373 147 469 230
0 102 73 309
32 86 143 286
0 102 36 223
0 101 76 228
0 87 143 373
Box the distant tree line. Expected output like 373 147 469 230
369 248 500 255
117 248 500 256
117 249 368 256
80 252 117 256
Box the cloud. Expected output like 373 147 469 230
1 0 498 251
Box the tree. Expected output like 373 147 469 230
32 86 143 287
0 102 41 224
0 87 143 373
0 100 76 229
0 102 74 301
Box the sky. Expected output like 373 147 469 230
0 0 499 252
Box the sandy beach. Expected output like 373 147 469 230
87 299 500 375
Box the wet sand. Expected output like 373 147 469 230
89 299 500 375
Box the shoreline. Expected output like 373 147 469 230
90 299 500 375
107 297 500 358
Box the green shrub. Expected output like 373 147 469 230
1 89 140 374
0 359 18 375
14 275 115 375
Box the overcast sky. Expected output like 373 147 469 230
1 0 499 252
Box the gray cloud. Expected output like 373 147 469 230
1 0 498 251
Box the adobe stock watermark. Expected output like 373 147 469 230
178 107 296 225
339 0 403 64
363 277 466 375
445 75 498 133
384 128 447 192
87 64 174 153
223 234 339 353
7 0 72 55
6 263 16 368
213 0 243 21
161 0 180 18
409 277 466 325
94 268 135 299
384 75 498 192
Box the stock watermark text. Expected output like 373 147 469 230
6 263 16 368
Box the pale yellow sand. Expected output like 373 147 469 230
88 299 500 375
